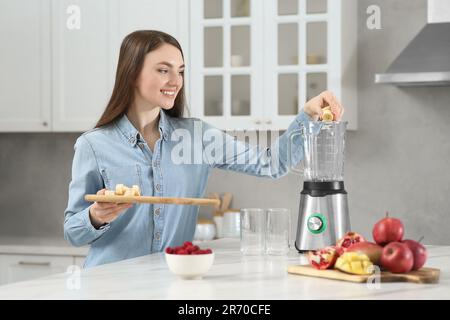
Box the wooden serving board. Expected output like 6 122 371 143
84 195 221 207
287 265 440 284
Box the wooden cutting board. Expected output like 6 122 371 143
287 265 440 284
84 194 221 206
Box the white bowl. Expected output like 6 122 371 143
165 252 215 280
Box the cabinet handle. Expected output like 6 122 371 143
18 261 51 267
255 119 261 125
42 121 48 127
265 120 272 125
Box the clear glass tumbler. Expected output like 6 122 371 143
240 208 266 255
265 208 290 255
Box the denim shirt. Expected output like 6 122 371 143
64 109 312 267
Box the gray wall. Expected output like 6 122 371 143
0 133 78 238
0 0 449 244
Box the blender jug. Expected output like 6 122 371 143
288 121 347 181
288 121 350 252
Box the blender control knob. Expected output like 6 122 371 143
308 216 323 231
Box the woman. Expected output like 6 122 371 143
64 30 344 268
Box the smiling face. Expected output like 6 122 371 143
134 43 185 110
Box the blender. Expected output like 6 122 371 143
288 121 350 252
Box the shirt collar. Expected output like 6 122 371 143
115 109 172 146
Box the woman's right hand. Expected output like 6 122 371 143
303 90 344 121
89 189 133 229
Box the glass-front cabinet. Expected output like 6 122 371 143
190 0 357 130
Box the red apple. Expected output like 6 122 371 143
372 212 404 246
347 241 383 265
381 242 414 273
403 239 427 270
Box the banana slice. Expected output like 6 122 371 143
115 184 126 195
132 185 141 196
113 184 141 197
322 110 334 122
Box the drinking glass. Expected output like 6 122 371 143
240 208 266 255
265 208 290 255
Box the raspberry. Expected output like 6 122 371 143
185 246 195 253
186 245 200 253
183 241 193 247
168 243 214 255
165 247 174 254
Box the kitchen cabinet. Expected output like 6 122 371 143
0 0 188 132
0 253 84 286
190 0 357 130
51 0 113 131
52 0 189 131
0 0 52 131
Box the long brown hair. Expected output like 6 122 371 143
95 30 186 128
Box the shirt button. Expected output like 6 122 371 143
155 232 161 240
155 184 161 192
154 208 161 216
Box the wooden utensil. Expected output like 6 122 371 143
84 194 221 206
220 192 233 211
209 192 221 211
287 265 440 284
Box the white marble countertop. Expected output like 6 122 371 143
0 238 448 299
0 237 88 256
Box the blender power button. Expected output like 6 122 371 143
308 216 323 231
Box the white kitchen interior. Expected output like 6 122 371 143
0 0 449 300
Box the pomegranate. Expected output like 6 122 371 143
373 212 404 246
336 231 366 252
308 246 339 270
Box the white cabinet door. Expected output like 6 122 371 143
51 0 114 132
0 0 51 132
0 254 73 286
52 0 189 132
114 0 190 103
116 0 188 43
190 0 265 131
263 0 335 130
190 0 358 131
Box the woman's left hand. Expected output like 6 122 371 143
303 90 344 121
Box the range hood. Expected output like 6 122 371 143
375 0 450 86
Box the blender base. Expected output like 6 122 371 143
296 248 312 254
295 183 350 252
